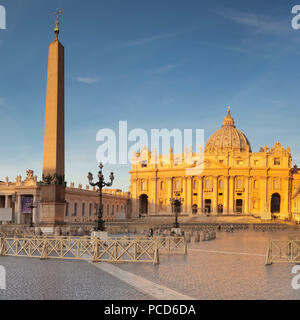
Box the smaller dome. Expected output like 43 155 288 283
205 107 251 153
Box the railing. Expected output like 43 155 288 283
0 236 187 264
117 236 187 255
253 224 289 232
0 237 159 264
17 235 187 255
265 239 300 265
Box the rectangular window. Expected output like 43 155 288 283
89 203 92 216
65 202 69 216
74 203 77 216
94 204 98 215
112 205 114 215
107 204 109 214
274 158 280 165
141 161 147 167
82 203 85 216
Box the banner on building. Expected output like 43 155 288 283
21 196 33 214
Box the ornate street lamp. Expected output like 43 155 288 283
169 193 184 229
88 162 114 231
27 201 39 228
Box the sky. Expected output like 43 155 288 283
0 0 300 191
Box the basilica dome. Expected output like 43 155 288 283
205 108 251 153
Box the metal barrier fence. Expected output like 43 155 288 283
115 236 187 255
265 239 300 265
0 236 186 264
254 224 289 232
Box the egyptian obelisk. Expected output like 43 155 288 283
40 10 65 227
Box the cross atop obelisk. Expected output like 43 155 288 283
54 8 62 40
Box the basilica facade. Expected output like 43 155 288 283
130 108 300 221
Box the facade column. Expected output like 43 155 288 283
260 176 268 217
282 177 289 218
198 177 203 214
33 194 38 224
223 176 229 214
167 177 173 214
212 176 218 214
4 195 9 208
183 177 187 213
149 178 157 215
17 194 22 224
229 176 234 213
187 176 192 215
130 178 138 218
244 176 249 214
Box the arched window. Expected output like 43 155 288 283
219 180 224 189
236 179 243 189
160 181 164 190
141 180 147 191
205 179 211 189
193 180 198 190
175 179 181 190
273 179 279 190
253 180 258 189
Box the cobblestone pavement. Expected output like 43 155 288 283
0 257 152 300
115 231 300 300
1 231 300 299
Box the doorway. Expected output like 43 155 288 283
271 193 281 214
236 199 243 214
192 204 198 214
218 204 223 214
139 194 148 216
204 199 211 214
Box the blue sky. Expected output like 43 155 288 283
0 0 300 191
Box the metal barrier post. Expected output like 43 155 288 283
40 240 49 260
265 240 272 265
92 237 99 262
0 238 6 256
153 240 160 265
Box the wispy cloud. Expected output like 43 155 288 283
121 32 179 48
211 8 297 60
217 8 289 35
151 61 184 74
76 77 99 84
